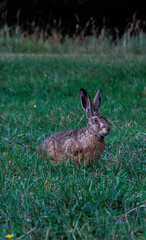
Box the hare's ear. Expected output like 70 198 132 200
80 89 92 118
93 88 101 113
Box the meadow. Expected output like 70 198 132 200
0 41 145 239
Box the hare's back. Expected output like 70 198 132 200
44 128 85 145
39 128 85 159
40 128 84 150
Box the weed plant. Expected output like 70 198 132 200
0 53 145 239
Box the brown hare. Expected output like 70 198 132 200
39 88 110 165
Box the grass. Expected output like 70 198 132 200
0 54 145 239
0 25 146 55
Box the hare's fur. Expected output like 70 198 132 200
39 88 110 165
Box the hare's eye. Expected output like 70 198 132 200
94 118 99 123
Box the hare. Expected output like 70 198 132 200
39 88 111 165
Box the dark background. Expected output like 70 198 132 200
0 0 145 37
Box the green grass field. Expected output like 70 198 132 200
0 54 145 239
